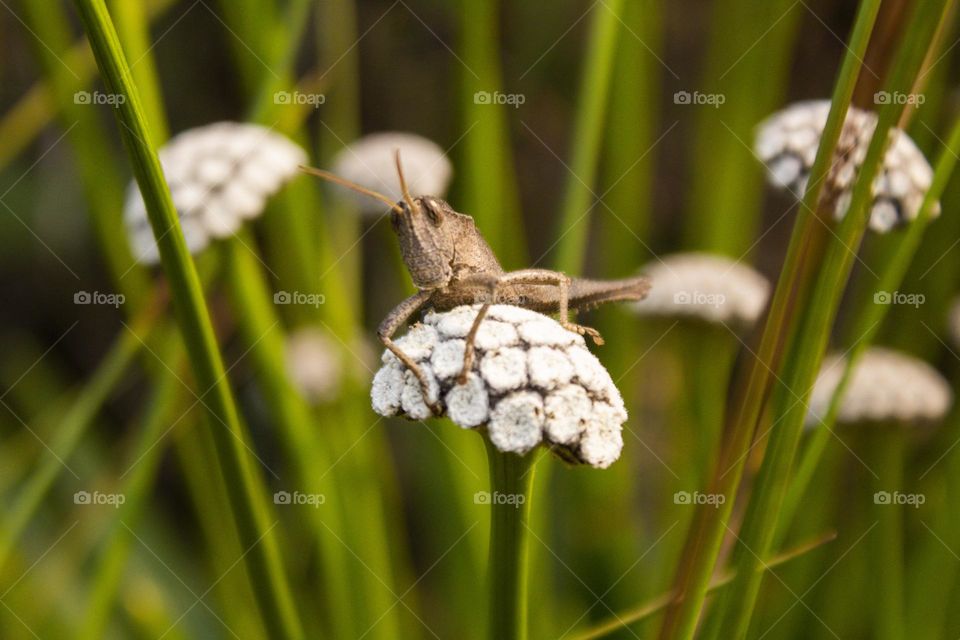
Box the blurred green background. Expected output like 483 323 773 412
1 0 960 638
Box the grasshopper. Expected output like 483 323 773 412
301 153 651 408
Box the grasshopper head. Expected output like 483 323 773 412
390 195 454 290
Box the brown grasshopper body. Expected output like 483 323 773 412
301 156 651 407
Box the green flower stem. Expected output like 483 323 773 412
682 0 802 254
658 2 882 637
570 531 835 640
680 325 737 484
871 426 905 640
73 2 303 638
223 236 357 639
485 441 537 640
776 112 960 547
704 2 951 637
215 0 275 93
0 306 151 573
553 0 624 274
458 0 525 263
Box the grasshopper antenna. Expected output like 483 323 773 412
298 165 403 213
394 150 419 214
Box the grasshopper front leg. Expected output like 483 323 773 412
379 290 440 410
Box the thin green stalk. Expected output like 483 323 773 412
553 0 624 273
172 410 271 639
706 2 950 636
215 0 275 93
458 0 525 263
316 0 363 306
485 440 536 640
871 427 905 640
682 0 801 255
657 2 882 636
0 309 151 575
777 113 960 547
223 237 356 639
73 2 303 637
107 0 168 144
78 335 182 640
570 531 835 640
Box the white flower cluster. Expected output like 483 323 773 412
125 122 306 264
808 347 953 426
633 253 770 327
370 305 628 468
756 100 938 233
330 132 452 215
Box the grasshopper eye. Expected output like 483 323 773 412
423 199 443 225
390 208 401 230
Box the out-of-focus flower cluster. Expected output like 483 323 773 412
125 122 306 263
756 100 938 233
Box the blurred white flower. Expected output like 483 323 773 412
756 100 938 233
370 305 627 468
632 253 770 327
125 122 307 264
329 132 452 215
284 327 343 404
808 347 952 426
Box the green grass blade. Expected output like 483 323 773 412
656 2 883 637
706 2 953 636
571 531 835 640
458 0 525 264
72 1 303 637
223 236 358 639
777 112 960 547
553 0 624 273
0 316 146 573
